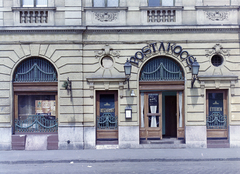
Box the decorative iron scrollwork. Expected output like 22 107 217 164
15 115 58 133
139 57 184 81
97 113 118 130
207 112 227 129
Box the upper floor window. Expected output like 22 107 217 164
148 0 174 7
22 0 48 7
93 0 119 7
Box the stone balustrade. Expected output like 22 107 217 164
12 7 56 26
20 10 48 23
148 9 175 23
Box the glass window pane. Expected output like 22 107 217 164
36 0 48 7
93 0 105 7
148 0 160 7
22 0 34 7
162 0 174 6
18 95 55 120
148 94 159 127
107 0 118 7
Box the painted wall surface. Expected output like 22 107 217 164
0 0 240 149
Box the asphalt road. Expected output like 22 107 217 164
1 161 240 174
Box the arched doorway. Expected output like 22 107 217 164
12 57 58 150
139 56 185 140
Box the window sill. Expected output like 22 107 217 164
84 7 128 11
140 6 183 10
195 6 239 9
12 7 56 11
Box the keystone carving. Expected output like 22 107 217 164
95 44 120 59
205 44 230 57
205 11 228 21
95 12 117 22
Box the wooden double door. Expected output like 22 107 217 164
140 91 184 140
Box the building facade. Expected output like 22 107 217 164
1 0 240 150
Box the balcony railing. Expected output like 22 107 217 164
15 115 58 133
12 7 55 25
20 10 48 23
148 9 175 23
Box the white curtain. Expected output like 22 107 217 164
22 0 34 7
141 93 145 127
179 92 183 127
150 106 157 127
162 0 174 6
93 0 105 7
36 0 48 7
107 0 118 7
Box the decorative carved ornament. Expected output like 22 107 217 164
205 11 228 21
95 12 117 22
205 44 229 57
95 44 120 59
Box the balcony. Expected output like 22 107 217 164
148 9 175 23
140 6 183 25
12 7 56 26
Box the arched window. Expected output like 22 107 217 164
13 57 58 133
14 57 57 82
139 56 184 81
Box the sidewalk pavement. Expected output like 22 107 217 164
1 148 240 164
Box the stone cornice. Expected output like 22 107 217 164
140 6 183 10
84 25 239 33
84 7 128 11
12 7 56 11
0 25 239 34
0 26 86 33
198 75 238 81
196 6 239 10
86 77 126 82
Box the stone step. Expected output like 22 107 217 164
140 138 185 145
207 139 229 144
207 143 230 148
96 145 119 150
139 143 187 149
96 140 118 145
207 139 230 148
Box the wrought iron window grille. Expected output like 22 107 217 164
207 112 227 129
14 58 57 82
139 57 184 81
97 113 118 130
15 115 58 133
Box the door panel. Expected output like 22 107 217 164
206 90 228 138
140 92 162 139
96 91 118 140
